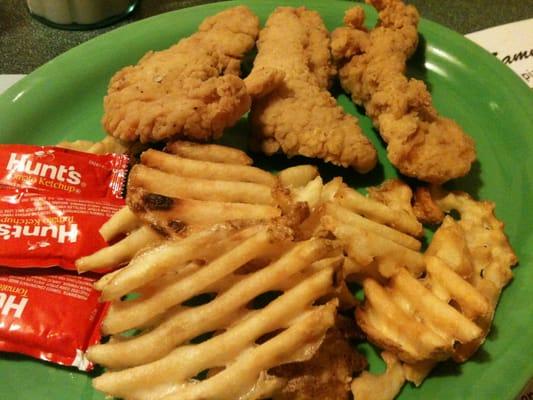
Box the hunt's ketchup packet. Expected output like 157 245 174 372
0 144 126 198
0 144 128 270
0 267 107 370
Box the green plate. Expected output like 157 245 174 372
0 1 532 399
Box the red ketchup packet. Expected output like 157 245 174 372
0 144 126 198
0 144 128 270
0 144 127 370
0 267 107 371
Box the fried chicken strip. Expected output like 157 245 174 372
331 0 476 183
249 7 377 174
103 6 259 143
271 318 367 400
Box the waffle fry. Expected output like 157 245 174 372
90 233 339 368
57 136 126 154
316 181 424 280
335 184 422 237
80 145 315 275
165 140 254 165
56 139 97 153
428 189 518 361
141 148 276 185
76 226 163 272
130 164 273 204
57 137 150 274
88 221 342 400
352 187 517 396
325 203 421 251
402 360 434 387
72 134 517 400
128 146 280 236
292 175 324 210
57 135 147 156
101 225 277 334
99 206 141 242
96 224 246 302
278 165 319 188
357 268 485 363
324 218 425 279
351 352 406 400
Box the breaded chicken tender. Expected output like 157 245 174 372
331 0 476 183
102 6 259 143
248 7 377 174
271 323 367 400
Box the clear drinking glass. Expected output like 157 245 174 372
26 0 138 30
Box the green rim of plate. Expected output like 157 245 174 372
0 1 532 400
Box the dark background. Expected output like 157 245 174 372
1 0 531 73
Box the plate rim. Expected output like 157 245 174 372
0 1 532 400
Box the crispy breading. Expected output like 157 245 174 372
102 6 259 143
271 324 367 400
249 7 377 173
413 186 445 224
331 0 476 183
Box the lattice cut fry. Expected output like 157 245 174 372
57 136 128 154
357 266 486 363
96 223 257 302
56 139 97 153
335 183 422 237
128 145 281 236
325 202 421 251
292 176 324 210
355 187 517 391
89 221 342 400
425 216 473 279
76 225 163 273
426 255 490 321
165 140 253 165
367 180 419 224
284 178 424 281
322 215 424 279
432 189 517 300
278 165 319 188
57 135 148 156
351 352 406 400
130 165 274 205
357 277 455 363
402 360 435 387
101 225 284 335
141 148 276 186
99 206 142 242
89 227 339 367
427 188 518 361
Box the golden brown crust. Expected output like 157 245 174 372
102 6 259 143
271 326 367 400
249 7 377 173
413 186 445 224
331 0 476 183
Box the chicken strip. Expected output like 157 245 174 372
102 6 259 143
248 7 377 174
271 321 367 400
331 0 476 183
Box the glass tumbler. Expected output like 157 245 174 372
26 0 138 30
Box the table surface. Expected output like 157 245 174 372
1 0 532 74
